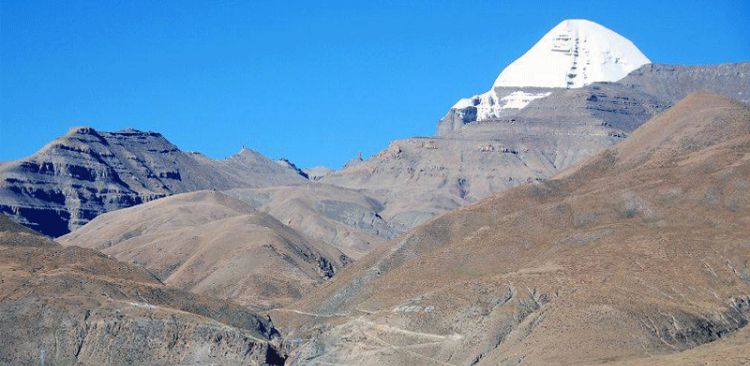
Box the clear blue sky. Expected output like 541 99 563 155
2 0 749 169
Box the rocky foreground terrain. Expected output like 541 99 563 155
276 94 750 365
0 214 286 365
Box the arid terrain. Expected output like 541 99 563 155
1 16 749 365
0 214 286 365
59 190 348 309
278 94 750 365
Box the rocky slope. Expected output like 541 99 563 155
279 94 750 365
0 127 306 237
0 214 285 365
321 135 572 231
59 190 348 309
610 326 750 365
226 183 398 259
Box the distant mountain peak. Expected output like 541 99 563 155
342 152 364 169
440 19 653 130
237 146 257 156
65 126 99 136
231 146 271 162
494 19 650 88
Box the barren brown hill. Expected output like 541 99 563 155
608 327 750 365
60 190 349 309
0 214 285 365
226 183 398 259
278 93 750 365
0 213 58 248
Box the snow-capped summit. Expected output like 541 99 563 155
443 19 651 127
494 19 650 88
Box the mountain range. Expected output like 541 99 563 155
0 127 306 236
280 93 750 364
2 18 750 365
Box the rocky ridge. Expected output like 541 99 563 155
0 127 306 237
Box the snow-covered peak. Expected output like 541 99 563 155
439 19 652 133
493 19 650 88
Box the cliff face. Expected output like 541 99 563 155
0 127 306 236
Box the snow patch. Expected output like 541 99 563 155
128 302 156 310
452 90 551 120
392 305 435 313
501 91 552 109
